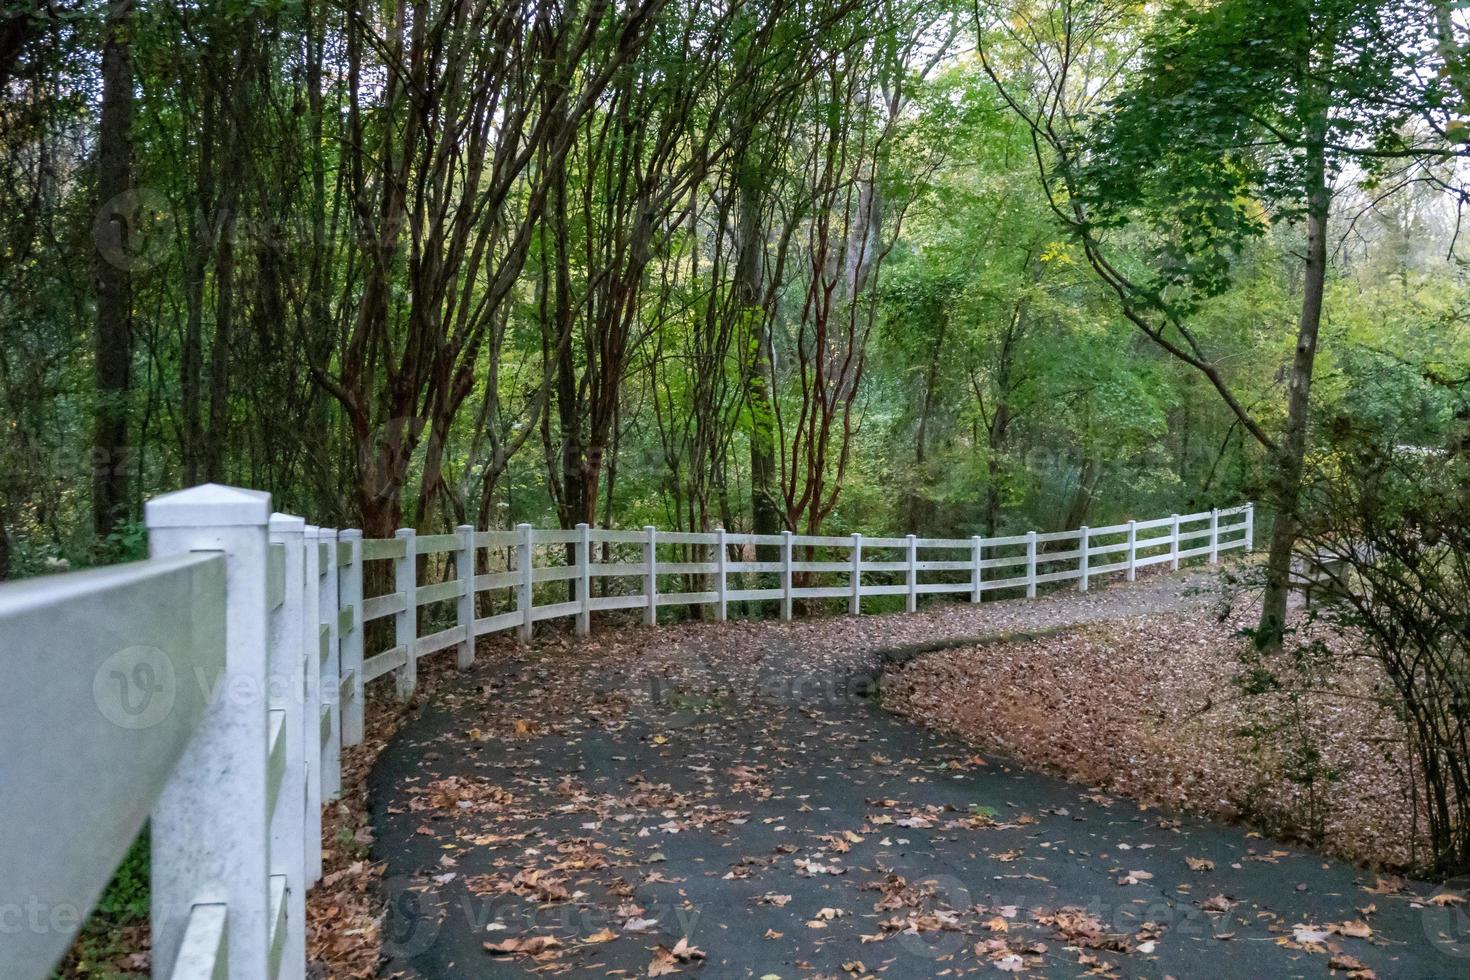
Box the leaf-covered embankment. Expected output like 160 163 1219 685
881 607 1421 870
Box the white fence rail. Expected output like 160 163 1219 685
0 486 1250 979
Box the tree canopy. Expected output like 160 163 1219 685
0 0 1466 601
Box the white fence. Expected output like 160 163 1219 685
0 485 1250 979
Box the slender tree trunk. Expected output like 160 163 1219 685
551 169 586 529
182 97 216 483
0 502 11 581
1257 125 1330 648
984 403 1009 536
907 319 946 529
92 0 133 539
982 323 1021 536
1061 456 1099 530
737 169 780 540
1433 0 1470 114
205 51 246 483
206 203 236 481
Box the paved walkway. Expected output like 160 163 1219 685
369 574 1463 977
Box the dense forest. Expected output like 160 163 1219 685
1 0 1466 648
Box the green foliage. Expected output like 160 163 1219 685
1078 0 1445 309
92 835 150 924
0 0 1463 583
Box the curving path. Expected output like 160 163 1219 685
369 572 1463 978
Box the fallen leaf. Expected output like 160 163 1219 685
484 936 560 956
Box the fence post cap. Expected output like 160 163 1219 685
395 527 415 538
575 522 589 530
339 528 363 540
456 523 474 533
269 512 306 532
303 524 320 538
145 483 271 527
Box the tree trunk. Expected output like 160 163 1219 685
1257 122 1330 648
737 166 780 542
91 0 133 539
906 318 946 530
550 167 587 529
181 96 216 484
206 195 236 482
0 502 11 581
984 402 1009 537
1061 456 1099 531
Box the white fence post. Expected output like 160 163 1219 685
456 524 476 668
644 525 658 626
780 530 794 620
301 526 323 884
1209 508 1220 564
1244 503 1255 551
1170 514 1181 571
268 513 307 980
338 529 364 747
319 528 342 803
905 533 918 613
145 484 273 980
393 527 417 699
1078 526 1090 593
1025 530 1038 598
517 523 533 642
1126 519 1137 581
849 532 863 615
970 535 983 603
575 523 591 637
715 526 728 622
